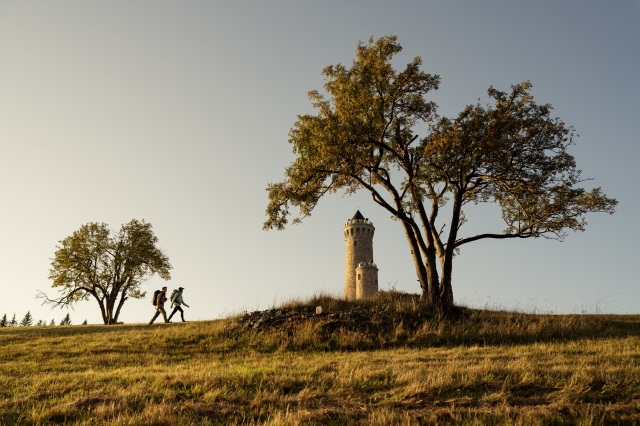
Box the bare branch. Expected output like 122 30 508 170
455 232 532 247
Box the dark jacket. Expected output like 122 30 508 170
155 292 167 308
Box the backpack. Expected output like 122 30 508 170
152 290 161 305
170 289 179 303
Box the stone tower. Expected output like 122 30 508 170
343 210 378 300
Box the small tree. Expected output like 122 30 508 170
20 311 33 327
82 319 88 325
49 319 56 326
9 314 17 327
0 314 7 327
59 313 72 326
36 320 43 326
39 219 172 325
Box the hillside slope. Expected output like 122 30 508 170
1 292 639 425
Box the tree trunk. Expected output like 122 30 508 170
399 220 431 303
106 285 124 324
97 298 108 325
113 289 128 324
439 190 464 311
410 198 441 307
105 295 115 325
427 248 441 306
438 257 454 310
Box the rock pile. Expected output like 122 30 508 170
234 305 390 332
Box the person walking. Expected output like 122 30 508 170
168 287 190 322
149 286 169 325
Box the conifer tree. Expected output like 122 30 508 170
59 313 72 326
36 320 43 326
20 311 34 326
49 319 56 326
9 314 17 327
82 319 88 325
0 314 7 327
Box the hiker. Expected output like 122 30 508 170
168 287 190 322
148 286 169 325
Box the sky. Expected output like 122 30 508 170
0 1 638 325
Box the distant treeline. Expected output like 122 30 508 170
0 311 87 327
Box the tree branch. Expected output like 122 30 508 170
454 232 532 247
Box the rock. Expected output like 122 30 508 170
259 313 273 324
316 306 328 315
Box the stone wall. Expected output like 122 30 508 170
356 261 379 299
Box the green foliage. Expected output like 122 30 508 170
19 311 33 327
425 81 617 242
49 319 55 326
0 314 6 327
8 314 17 327
264 36 440 232
264 36 617 309
40 219 172 325
59 313 72 326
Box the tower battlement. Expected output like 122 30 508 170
345 218 373 226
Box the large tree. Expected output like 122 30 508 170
39 219 172 324
263 36 617 311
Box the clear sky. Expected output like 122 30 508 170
1 1 638 325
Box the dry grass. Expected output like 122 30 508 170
1 291 639 425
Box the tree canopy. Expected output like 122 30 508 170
264 36 617 310
39 219 172 324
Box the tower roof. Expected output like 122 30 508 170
352 210 365 220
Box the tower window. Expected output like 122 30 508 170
358 274 361 280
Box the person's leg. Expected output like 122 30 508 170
160 307 168 323
168 307 178 321
178 306 185 322
149 309 160 325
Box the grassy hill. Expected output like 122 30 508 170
1 291 639 425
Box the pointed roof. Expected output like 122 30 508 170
352 210 365 220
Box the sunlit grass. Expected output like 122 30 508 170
1 291 639 424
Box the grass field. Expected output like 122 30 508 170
1 292 639 425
